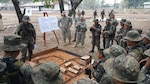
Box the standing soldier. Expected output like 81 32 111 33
81 10 85 17
74 17 87 47
115 19 126 45
15 16 36 62
58 11 73 45
120 20 132 49
102 19 113 49
108 10 114 19
0 13 4 30
100 9 105 22
110 15 118 45
72 12 81 42
93 10 97 20
89 19 101 53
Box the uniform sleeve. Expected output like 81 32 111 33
31 23 36 40
15 24 21 35
58 18 61 28
69 17 73 27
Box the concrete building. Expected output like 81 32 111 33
144 2 150 8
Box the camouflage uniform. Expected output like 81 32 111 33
139 49 150 84
15 16 36 62
103 19 114 49
72 12 81 42
74 17 87 47
120 20 132 49
115 19 126 45
89 19 101 53
108 10 114 19
110 15 118 45
32 61 63 84
91 45 127 82
102 54 145 83
0 35 33 84
142 30 150 51
100 9 105 22
93 10 97 20
58 11 73 45
72 78 98 84
124 30 144 62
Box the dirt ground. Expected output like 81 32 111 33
0 9 150 60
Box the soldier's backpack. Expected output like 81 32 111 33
0 56 24 84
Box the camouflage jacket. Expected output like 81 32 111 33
90 24 101 37
58 16 72 28
99 73 114 84
16 22 36 44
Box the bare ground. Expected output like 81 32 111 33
0 9 150 60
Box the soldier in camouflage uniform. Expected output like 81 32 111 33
87 44 127 82
100 9 105 22
89 19 101 53
142 30 150 51
139 49 150 84
74 17 87 47
110 15 118 45
108 10 114 19
15 16 36 62
102 19 114 49
124 30 144 62
120 20 132 49
0 35 35 84
72 12 82 42
72 78 98 84
115 19 126 45
93 10 97 20
32 61 63 84
100 54 145 84
58 11 73 45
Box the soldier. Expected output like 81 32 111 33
89 19 101 53
0 35 35 84
15 16 36 62
100 9 105 22
0 13 4 30
72 12 82 42
58 11 73 45
124 30 144 62
110 14 118 45
115 19 126 45
100 54 145 84
74 17 87 47
142 30 150 51
81 10 85 17
102 19 114 49
72 78 98 84
32 61 63 84
108 10 114 19
120 20 132 49
139 49 150 84
87 45 127 82
93 10 97 20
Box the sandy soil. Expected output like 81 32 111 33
0 9 150 60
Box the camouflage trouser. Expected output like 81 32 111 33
21 42 33 62
91 36 100 51
61 28 71 43
75 32 86 46
104 38 110 49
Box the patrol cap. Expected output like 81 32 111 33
0 35 26 51
144 49 150 56
143 30 150 40
106 19 111 22
22 16 30 21
103 44 127 58
72 78 98 84
32 61 63 84
104 54 145 83
124 30 142 42
93 19 99 22
124 20 132 27
120 19 126 24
